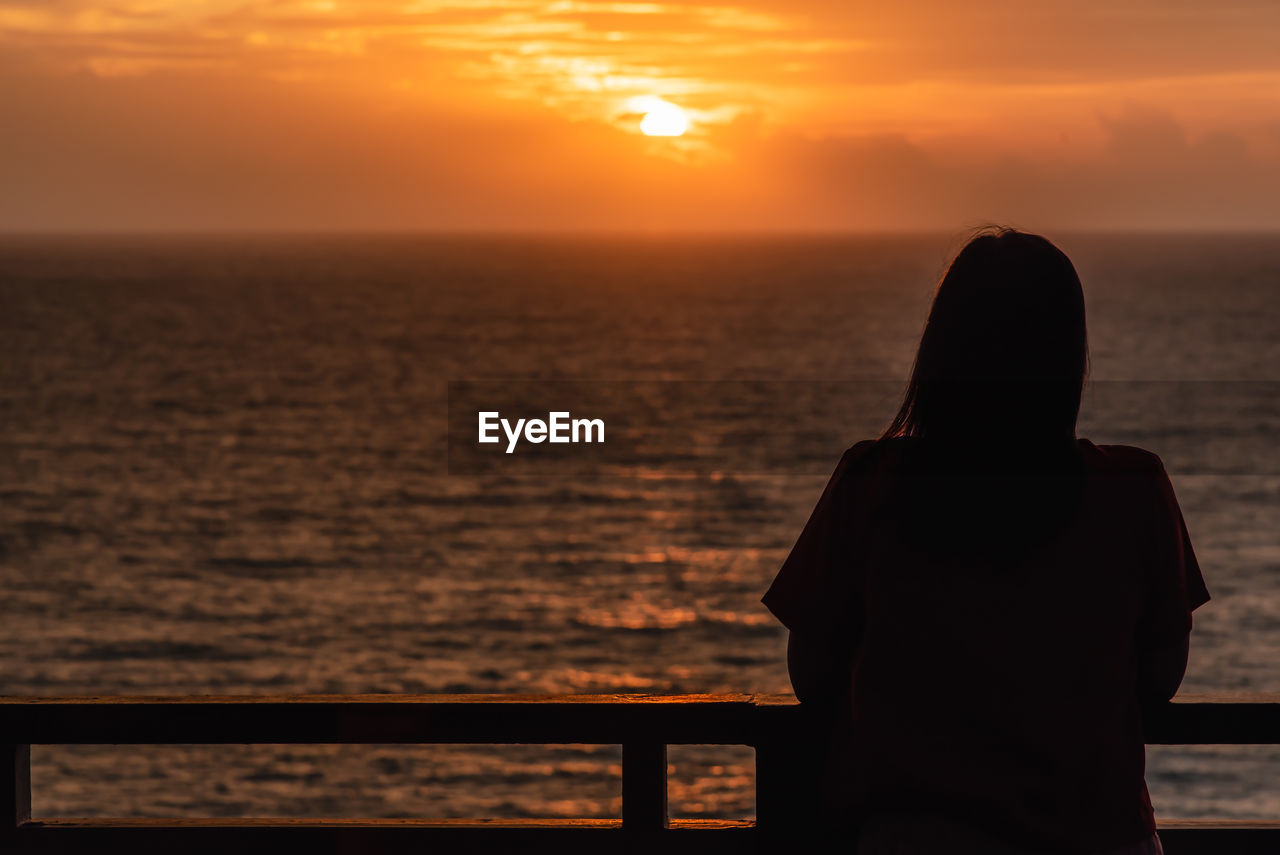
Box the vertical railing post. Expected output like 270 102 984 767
2 743 31 844
755 737 803 832
621 740 667 831
755 701 827 840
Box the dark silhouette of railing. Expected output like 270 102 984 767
2 693 1277 853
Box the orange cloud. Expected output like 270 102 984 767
1 1 1279 229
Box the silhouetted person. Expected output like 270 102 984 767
763 229 1208 854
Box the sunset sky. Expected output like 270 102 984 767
3 1 1279 231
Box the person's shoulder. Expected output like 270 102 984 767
839 436 912 466
829 437 914 486
1076 438 1167 476
829 439 876 479
842 438 881 460
823 439 903 510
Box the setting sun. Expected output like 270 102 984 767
635 98 689 137
3 2 1280 230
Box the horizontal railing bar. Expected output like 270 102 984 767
1143 695 1280 744
0 695 759 746
20 819 1280 829
7 819 1278 855
17 818 1279 830
20 818 755 829
6 693 1274 706
0 694 757 706
1159 822 1280 855
8 819 757 855
1 694 1278 745
1160 820 1280 829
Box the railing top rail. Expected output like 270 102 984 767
0 694 759 746
3 692 1277 705
0 693 758 706
0 693 1277 744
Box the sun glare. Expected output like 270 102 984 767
632 97 689 137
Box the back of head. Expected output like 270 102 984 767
880 228 1090 567
885 227 1088 447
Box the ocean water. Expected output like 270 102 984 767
1 233 1277 821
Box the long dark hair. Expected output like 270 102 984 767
883 228 1088 443
880 228 1090 565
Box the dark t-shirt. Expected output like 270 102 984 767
762 437 1209 853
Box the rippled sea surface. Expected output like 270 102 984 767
1 233 1277 820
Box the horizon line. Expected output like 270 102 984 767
2 225 1279 239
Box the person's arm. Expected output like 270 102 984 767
787 625 860 704
1136 455 1208 704
1137 633 1189 703
763 443 876 700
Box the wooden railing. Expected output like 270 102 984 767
1 693 1278 853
